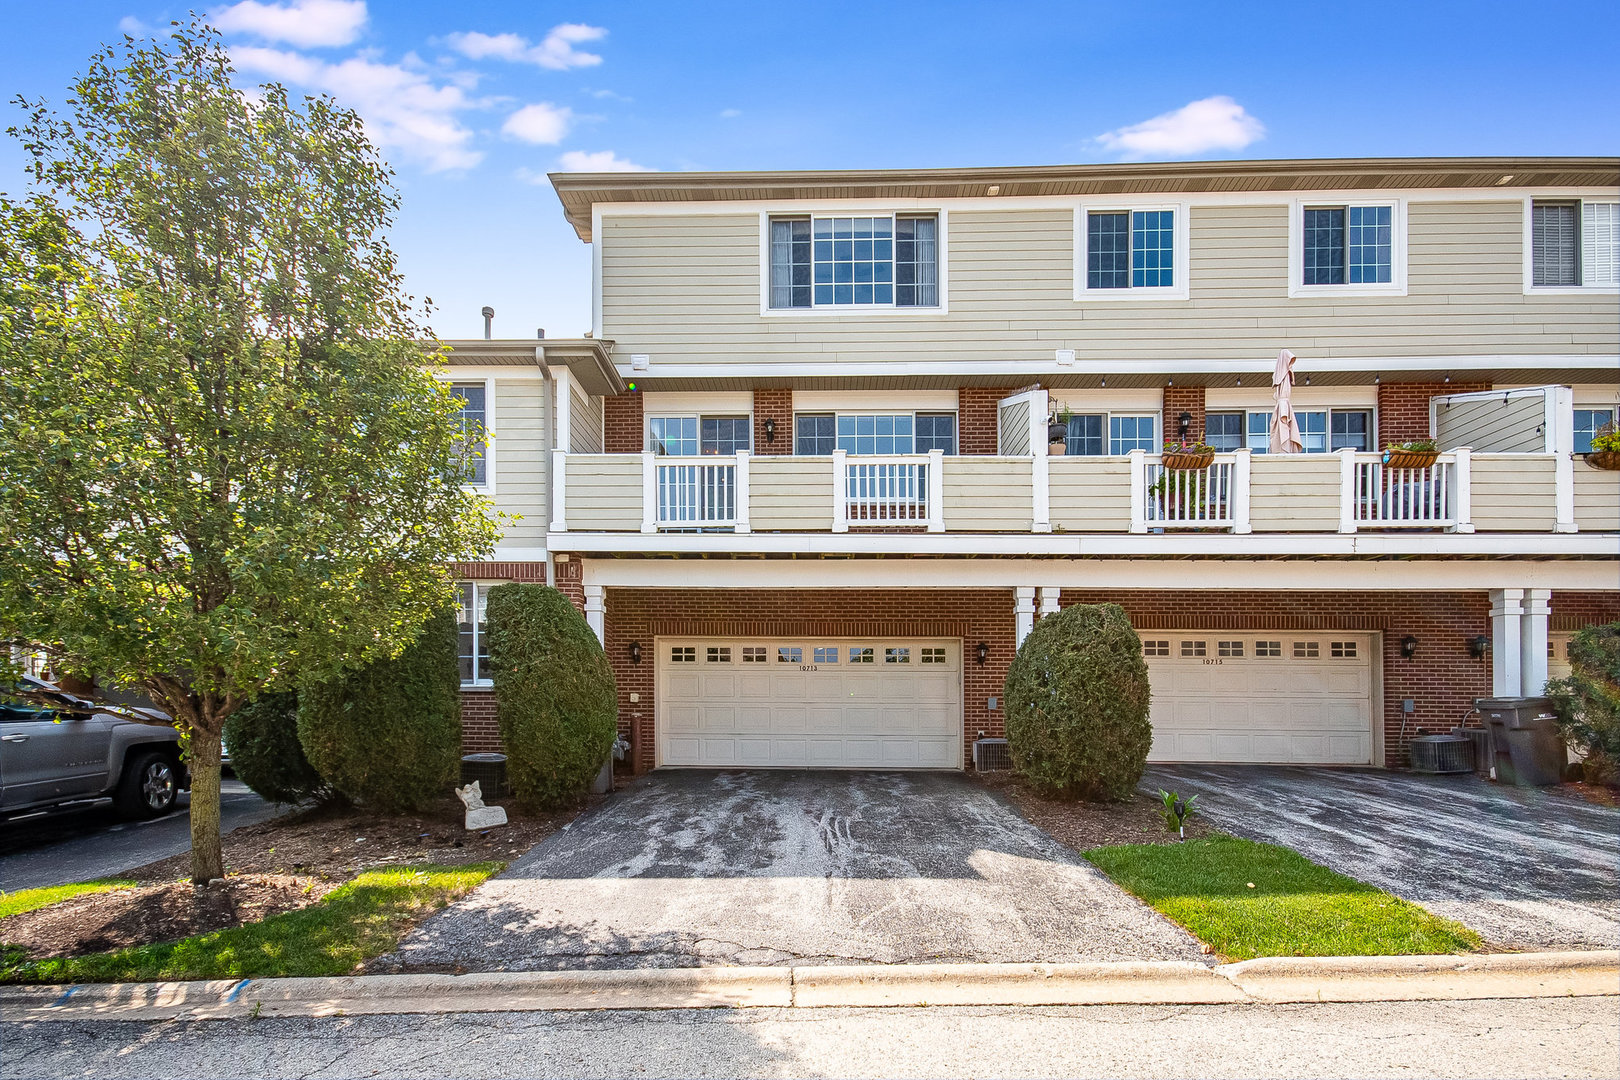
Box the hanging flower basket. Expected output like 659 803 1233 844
1585 450 1620 471
1383 448 1439 470
1162 451 1215 471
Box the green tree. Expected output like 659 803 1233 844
1544 621 1620 782
0 25 500 881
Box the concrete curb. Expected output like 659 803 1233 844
1 951 1613 1021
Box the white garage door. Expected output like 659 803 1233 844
1143 632 1376 765
657 638 962 769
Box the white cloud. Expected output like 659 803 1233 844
231 45 482 171
502 102 572 145
1095 95 1265 159
557 149 649 172
118 15 153 36
447 23 607 70
213 0 368 47
719 108 741 119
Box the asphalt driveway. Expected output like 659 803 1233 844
1146 764 1620 949
384 770 1203 971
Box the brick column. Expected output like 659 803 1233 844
604 393 644 453
752 389 793 454
958 388 1020 455
1376 381 1490 446
1162 385 1206 444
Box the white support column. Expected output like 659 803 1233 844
831 449 849 533
1452 447 1474 533
640 452 657 534
1038 586 1061 619
1550 385 1577 532
1031 442 1052 534
1231 448 1253 534
733 450 751 534
553 367 574 451
1015 587 1037 646
549 449 569 532
583 584 605 645
1521 588 1551 697
1338 447 1358 534
1128 449 1148 533
1027 389 1051 458
926 448 945 533
1488 588 1525 697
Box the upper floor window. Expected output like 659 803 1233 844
1075 204 1187 300
1529 200 1618 290
1063 413 1157 455
650 415 751 456
1574 408 1615 453
450 383 488 486
1289 200 1405 297
1207 409 1372 453
768 214 939 309
795 412 956 455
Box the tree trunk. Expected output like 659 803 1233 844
187 730 225 883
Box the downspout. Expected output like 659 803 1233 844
535 343 557 588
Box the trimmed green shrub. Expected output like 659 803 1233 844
1002 603 1152 801
223 692 332 805
1545 621 1620 784
486 584 617 809
296 609 462 812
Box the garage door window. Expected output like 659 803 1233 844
707 647 731 663
849 647 874 663
1293 641 1320 658
1143 639 1170 656
886 648 911 663
1331 641 1358 658
671 646 696 662
1256 640 1282 657
742 646 767 662
922 647 947 664
778 647 803 663
1180 640 1207 657
1218 640 1244 657
813 646 840 663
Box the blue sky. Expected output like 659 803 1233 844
4 1 1617 339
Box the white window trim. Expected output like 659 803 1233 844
441 375 495 495
1287 198 1408 298
457 579 501 688
1521 197 1620 296
1052 410 1160 455
644 410 754 455
1205 406 1378 453
758 209 950 317
1072 201 1191 302
793 408 961 455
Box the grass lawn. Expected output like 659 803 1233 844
1085 836 1480 961
0 879 137 920
0 863 500 984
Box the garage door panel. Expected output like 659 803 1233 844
699 706 736 733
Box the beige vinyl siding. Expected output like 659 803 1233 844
570 385 604 453
942 458 1033 531
564 454 643 531
1468 455 1558 531
1573 465 1620 532
490 379 547 542
1435 396 1547 452
1048 458 1131 531
598 202 1617 367
1249 455 1342 532
749 456 834 531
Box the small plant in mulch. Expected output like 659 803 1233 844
1157 789 1199 839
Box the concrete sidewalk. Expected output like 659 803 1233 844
4 950 1613 1022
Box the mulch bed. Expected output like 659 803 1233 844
0 875 331 960
973 771 1215 850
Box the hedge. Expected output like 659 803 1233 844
222 692 331 805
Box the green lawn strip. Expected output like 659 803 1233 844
0 862 501 984
0 879 138 920
1085 836 1480 961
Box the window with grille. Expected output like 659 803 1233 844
1218 640 1244 658
650 416 750 456
813 647 840 664
707 646 731 663
1302 205 1393 285
1110 415 1158 454
1207 412 1244 452
456 582 493 684
795 414 836 455
777 647 803 663
1083 208 1177 291
921 647 947 664
1331 641 1358 659
1574 409 1616 453
768 214 939 308
1256 640 1282 657
450 384 488 486
742 647 767 663
1180 640 1207 658
1293 641 1320 659
1532 200 1620 288
671 646 696 663
849 647 874 663
1143 640 1170 657
885 647 911 664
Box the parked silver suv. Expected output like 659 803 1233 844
1 676 186 819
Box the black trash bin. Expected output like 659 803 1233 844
460 753 508 799
1474 697 1564 786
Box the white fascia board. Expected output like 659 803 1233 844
581 556 1620 592
550 530 1618 559
488 546 550 562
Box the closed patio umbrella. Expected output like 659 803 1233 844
1270 349 1304 454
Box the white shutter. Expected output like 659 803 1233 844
1582 202 1619 287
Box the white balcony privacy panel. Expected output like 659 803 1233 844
1433 388 1558 453
657 461 737 528
998 397 1031 456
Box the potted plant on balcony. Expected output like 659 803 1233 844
1383 438 1439 470
1585 424 1620 470
1048 406 1072 456
1161 439 1216 471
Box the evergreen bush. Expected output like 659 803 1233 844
1002 602 1153 800
296 609 462 812
486 584 617 808
1545 621 1620 784
222 692 331 805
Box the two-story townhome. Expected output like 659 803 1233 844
445 156 1620 775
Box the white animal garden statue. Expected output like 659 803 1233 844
455 781 508 830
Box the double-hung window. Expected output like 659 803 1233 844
649 416 751 456
450 383 488 486
1077 205 1186 299
1291 201 1404 296
1063 413 1157 455
1575 408 1616 453
1528 200 1619 290
768 214 940 309
456 582 492 685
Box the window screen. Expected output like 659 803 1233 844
769 217 812 308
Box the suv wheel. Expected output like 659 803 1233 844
114 751 179 818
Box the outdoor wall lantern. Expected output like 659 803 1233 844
976 642 989 666
1399 635 1419 659
763 418 776 444
1177 411 1192 439
1468 635 1490 660
628 642 642 664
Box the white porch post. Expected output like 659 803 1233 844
583 584 605 646
1038 587 1061 619
1521 588 1552 697
1488 588 1525 696
734 450 751 534
1452 446 1474 534
1030 391 1051 534
926 448 945 533
549 449 569 532
831 449 849 533
1231 448 1253 534
1551 385 1578 532
640 452 657 533
1337 447 1359 533
1128 449 1148 533
1015 587 1037 646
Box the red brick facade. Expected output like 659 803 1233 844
1377 381 1490 446
751 389 794 454
1162 385 1206 445
958 387 1022 455
603 393 643 453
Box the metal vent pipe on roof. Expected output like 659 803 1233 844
481 306 495 339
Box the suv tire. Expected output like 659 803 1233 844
114 750 180 819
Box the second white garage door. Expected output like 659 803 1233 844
657 638 962 769
1144 631 1377 765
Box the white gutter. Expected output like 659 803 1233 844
535 346 557 588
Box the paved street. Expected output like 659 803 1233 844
384 770 1201 971
1146 764 1620 948
0 780 280 891
3 998 1614 1079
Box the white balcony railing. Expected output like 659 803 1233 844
1340 450 1467 532
1137 455 1247 530
656 461 738 528
833 449 944 533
